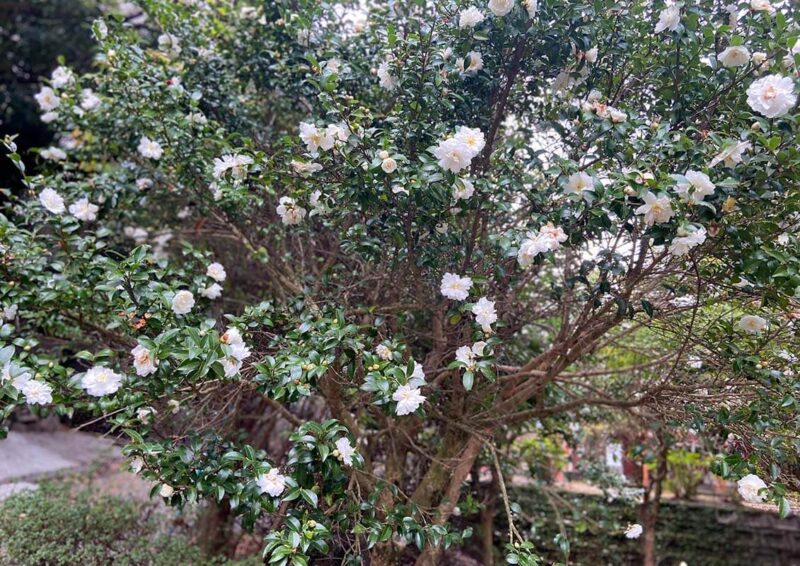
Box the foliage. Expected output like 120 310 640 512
0 480 261 566
1 0 799 563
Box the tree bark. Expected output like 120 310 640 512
641 431 669 566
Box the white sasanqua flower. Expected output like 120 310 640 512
299 122 335 154
377 60 397 91
746 74 797 118
459 7 485 29
381 156 398 173
206 262 227 282
608 107 627 123
39 188 66 214
454 126 486 156
80 89 101 111
326 123 350 144
129 457 144 474
393 384 426 416
131 344 158 377
624 523 643 539
171 290 195 315
159 484 175 498
212 154 253 180
669 226 707 257
737 474 768 502
440 273 473 301
41 147 67 161
635 192 674 226
738 314 767 334
81 366 124 397
709 140 751 168
453 178 475 201
433 137 473 173
291 160 323 176
200 283 223 299
750 0 773 12
472 297 497 331
137 136 163 159
68 198 99 222
335 437 356 466
41 111 59 123
21 380 53 405
375 344 393 361
655 4 680 33
457 51 484 75
35 86 60 111
523 0 538 18
565 171 594 194
456 341 486 370
517 223 568 268
584 47 598 64
309 190 322 208
673 170 715 204
276 196 307 225
50 66 74 88
257 468 288 497
187 112 207 125
488 0 514 17
409 361 426 387
719 45 750 68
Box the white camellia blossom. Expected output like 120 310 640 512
669 226 707 257
624 524 643 539
453 178 475 201
131 344 158 376
523 0 538 17
746 74 797 118
335 437 356 466
738 314 767 334
187 112 207 125
709 140 751 168
292 160 323 176
213 154 253 179
35 86 60 111
39 188 66 214
299 122 335 154
50 66 74 88
456 341 486 370
257 468 288 497
381 156 398 173
137 136 164 159
68 198 99 222
433 127 484 173
81 366 124 396
750 0 773 12
673 170 715 203
454 126 486 155
206 262 227 282
440 273 473 301
459 7 485 28
159 484 175 498
80 89 101 111
718 45 750 68
219 327 251 377
200 283 223 299
392 384 426 416
457 51 484 75
21 380 53 405
584 47 598 64
276 196 307 225
737 474 768 502
409 361 426 387
488 0 514 17
565 171 594 194
654 4 680 33
40 111 59 123
517 223 568 267
41 147 67 161
608 107 627 123
375 344 393 361
472 297 497 331
635 192 674 226
377 60 397 90
171 290 195 315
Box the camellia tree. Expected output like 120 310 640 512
1 0 799 564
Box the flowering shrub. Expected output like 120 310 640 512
1 0 799 564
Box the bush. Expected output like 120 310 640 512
0 481 259 566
